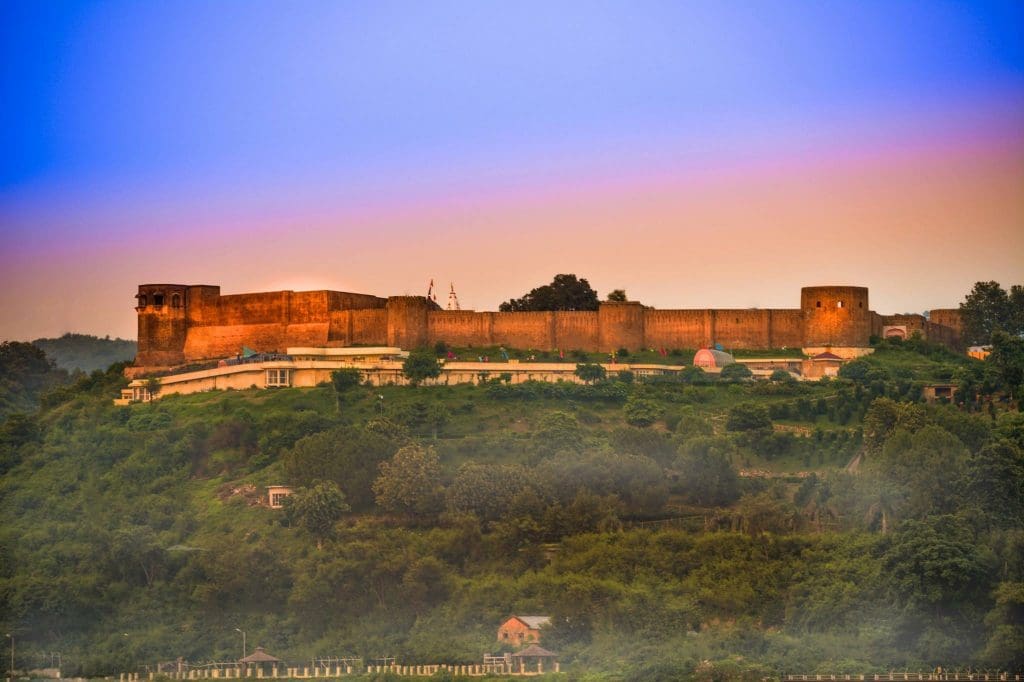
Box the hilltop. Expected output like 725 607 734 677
0 337 1022 679
32 333 137 373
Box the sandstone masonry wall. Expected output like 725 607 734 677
769 310 805 348
801 286 871 347
644 310 710 349
554 311 600 350
599 303 645 350
491 312 554 349
428 311 495 347
133 283 963 369
928 309 962 345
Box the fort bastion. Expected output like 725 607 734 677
131 283 962 373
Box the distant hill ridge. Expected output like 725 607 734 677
32 333 136 373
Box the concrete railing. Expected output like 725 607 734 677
122 661 562 679
782 671 1015 675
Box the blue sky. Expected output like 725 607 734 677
1 1 1023 339
4 1 1022 196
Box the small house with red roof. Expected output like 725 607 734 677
801 351 846 379
497 615 551 646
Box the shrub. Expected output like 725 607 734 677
402 349 442 386
726 404 772 432
623 396 661 427
680 366 711 384
720 363 753 382
575 363 607 384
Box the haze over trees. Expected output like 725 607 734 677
32 333 136 373
0 341 69 418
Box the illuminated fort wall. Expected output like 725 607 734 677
132 284 962 369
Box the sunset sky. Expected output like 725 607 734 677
2 1 1023 341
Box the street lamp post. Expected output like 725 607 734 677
234 629 246 660
5 634 12 682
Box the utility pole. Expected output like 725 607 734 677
234 629 246 660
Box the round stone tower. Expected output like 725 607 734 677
801 286 871 348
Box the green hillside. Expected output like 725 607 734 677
0 342 70 420
1 338 1022 680
32 333 137 373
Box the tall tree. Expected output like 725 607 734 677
674 436 740 507
981 581 1024 669
959 281 1022 345
963 439 1024 529
282 426 397 511
499 274 600 312
606 289 627 302
402 349 442 386
882 515 992 611
372 444 444 516
331 368 362 410
446 463 529 522
0 341 69 417
285 481 350 549
574 363 606 384
987 331 1024 402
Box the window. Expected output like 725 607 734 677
816 301 821 308
270 492 291 507
153 294 164 307
138 295 147 308
837 301 844 308
171 293 182 308
266 369 291 387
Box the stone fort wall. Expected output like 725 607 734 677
132 283 963 369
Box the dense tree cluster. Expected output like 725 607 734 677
498 274 600 312
958 281 1024 346
0 341 69 418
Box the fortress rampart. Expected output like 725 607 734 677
131 283 963 370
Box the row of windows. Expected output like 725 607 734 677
815 300 863 309
137 293 183 308
266 369 291 387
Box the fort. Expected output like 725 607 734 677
131 283 962 373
